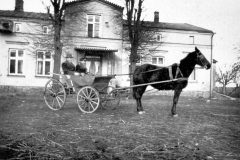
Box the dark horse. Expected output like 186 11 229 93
133 47 211 116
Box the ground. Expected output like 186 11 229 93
0 94 240 160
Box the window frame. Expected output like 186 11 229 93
43 26 48 34
36 50 52 77
87 14 101 38
189 36 194 44
8 49 25 76
151 56 165 66
15 23 21 32
156 32 162 42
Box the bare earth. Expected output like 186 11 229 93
0 94 240 160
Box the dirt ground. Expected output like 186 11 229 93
0 94 240 160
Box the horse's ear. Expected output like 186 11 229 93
195 47 199 51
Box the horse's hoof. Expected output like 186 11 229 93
173 114 178 117
138 111 146 115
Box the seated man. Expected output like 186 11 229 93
62 53 75 75
76 58 87 75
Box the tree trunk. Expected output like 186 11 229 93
223 84 226 95
53 23 62 80
128 44 138 99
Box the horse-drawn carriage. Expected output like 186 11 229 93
43 73 120 113
44 47 211 116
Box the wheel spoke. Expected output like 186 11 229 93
47 87 54 94
56 95 64 104
78 94 86 99
82 89 88 98
90 99 99 105
89 89 93 98
56 97 62 109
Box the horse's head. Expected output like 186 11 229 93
195 47 211 69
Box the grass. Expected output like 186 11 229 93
0 94 240 160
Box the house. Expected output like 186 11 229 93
0 0 214 97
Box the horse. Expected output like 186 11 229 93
133 47 211 116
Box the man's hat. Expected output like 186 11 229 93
66 53 73 58
79 58 86 61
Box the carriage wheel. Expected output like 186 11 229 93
44 79 66 111
77 86 100 113
101 86 120 110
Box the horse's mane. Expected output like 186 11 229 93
180 51 197 64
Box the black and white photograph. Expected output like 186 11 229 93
0 0 240 159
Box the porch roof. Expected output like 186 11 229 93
75 47 118 52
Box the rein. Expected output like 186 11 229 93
115 77 188 90
113 67 163 76
196 52 206 68
114 64 182 77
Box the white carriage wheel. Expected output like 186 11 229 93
101 86 120 110
77 86 100 113
44 79 66 111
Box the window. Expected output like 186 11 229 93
152 57 165 66
43 26 48 34
156 33 162 42
87 15 101 37
15 23 21 32
9 49 24 75
36 51 52 76
189 36 194 44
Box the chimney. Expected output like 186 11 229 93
154 11 159 23
15 0 24 12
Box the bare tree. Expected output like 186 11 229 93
46 0 66 79
216 62 240 94
124 0 165 97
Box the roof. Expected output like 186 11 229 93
0 10 50 20
75 47 118 52
124 20 214 34
65 0 124 11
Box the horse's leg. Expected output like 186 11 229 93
133 86 147 114
171 89 182 117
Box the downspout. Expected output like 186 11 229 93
210 33 215 98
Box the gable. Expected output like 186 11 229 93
65 0 124 12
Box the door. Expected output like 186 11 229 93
85 55 101 75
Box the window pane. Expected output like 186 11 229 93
17 61 23 74
94 23 99 37
10 51 16 57
152 58 157 64
95 16 100 23
45 61 50 75
158 58 163 64
45 52 51 59
18 50 23 57
43 26 48 34
157 34 161 41
16 24 21 32
18 60 23 74
37 61 43 74
88 24 93 37
88 15 93 22
10 60 16 73
38 52 44 59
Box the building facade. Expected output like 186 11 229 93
0 0 214 96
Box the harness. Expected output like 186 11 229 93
196 52 206 68
168 64 184 80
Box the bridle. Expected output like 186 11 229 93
196 51 207 68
